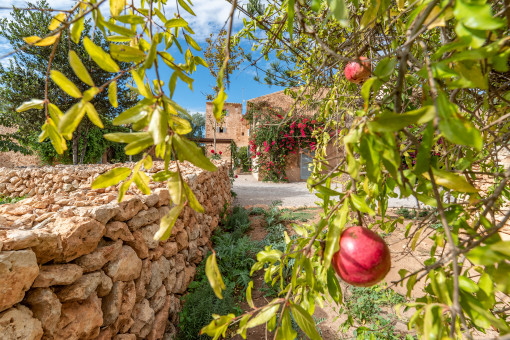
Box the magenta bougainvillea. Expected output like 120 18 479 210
245 102 322 182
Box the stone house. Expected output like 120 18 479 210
204 90 341 182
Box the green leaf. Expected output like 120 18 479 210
102 20 135 37
71 15 84 44
290 302 322 340
423 168 478 193
50 70 82 98
169 115 192 135
113 100 152 125
133 171 151 195
459 276 479 293
373 57 396 78
83 37 120 73
368 106 436 132
178 0 196 16
437 92 482 151
201 314 236 340
165 18 188 28
168 72 178 98
144 37 159 69
213 87 227 122
327 267 342 303
84 102 103 128
324 201 348 269
131 69 153 98
104 131 150 144
114 14 145 25
246 304 280 328
246 281 254 309
109 44 146 62
359 134 381 182
148 106 167 145
16 99 44 112
287 0 295 39
414 123 434 175
110 0 126 17
108 81 118 108
68 50 94 86
167 172 183 205
361 77 377 103
184 34 201 51
58 101 86 136
205 252 226 299
327 0 348 24
256 248 283 264
125 135 154 155
46 119 67 154
91 167 131 189
47 103 63 124
172 134 217 172
350 193 375 216
454 0 505 30
183 182 205 213
275 308 297 340
154 203 184 241
360 0 379 28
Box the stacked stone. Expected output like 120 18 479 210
0 161 231 340
0 161 224 198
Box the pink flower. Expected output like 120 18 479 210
211 149 214 153
235 175 238 178
271 141 275 145
256 152 261 156
249 168 252 171
219 151 222 155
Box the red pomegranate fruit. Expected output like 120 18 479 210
331 226 391 287
344 57 371 84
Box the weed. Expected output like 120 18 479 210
340 283 411 340
0 196 25 205
281 207 317 222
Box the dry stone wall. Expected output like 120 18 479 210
0 161 231 340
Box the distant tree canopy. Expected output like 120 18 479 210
0 0 136 164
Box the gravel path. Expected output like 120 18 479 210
232 174 419 208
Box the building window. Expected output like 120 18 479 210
242 132 244 136
218 127 226 133
247 129 250 136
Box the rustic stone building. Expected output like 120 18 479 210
203 102 249 159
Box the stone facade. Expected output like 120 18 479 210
0 161 231 340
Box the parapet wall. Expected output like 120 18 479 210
0 161 231 340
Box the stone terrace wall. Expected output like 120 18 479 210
0 161 231 340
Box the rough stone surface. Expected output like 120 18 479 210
105 246 142 282
53 294 103 340
0 305 43 340
24 288 61 336
129 299 154 338
56 272 102 302
32 264 83 288
0 249 39 312
52 216 105 262
0 161 231 339
74 240 122 272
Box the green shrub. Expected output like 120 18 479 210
0 196 25 205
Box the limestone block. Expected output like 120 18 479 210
127 207 159 230
162 242 178 258
51 216 105 262
141 223 160 249
25 288 61 336
147 296 172 340
126 231 149 259
129 299 154 339
0 250 39 312
0 305 43 340
114 197 144 221
53 294 103 340
32 264 83 288
77 203 120 224
135 259 151 302
75 240 122 272
105 246 142 282
31 230 61 264
0 229 38 250
105 221 134 242
114 281 136 333
97 270 113 297
149 285 167 314
56 272 102 302
146 256 170 299
101 281 124 327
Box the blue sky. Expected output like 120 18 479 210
0 0 284 115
